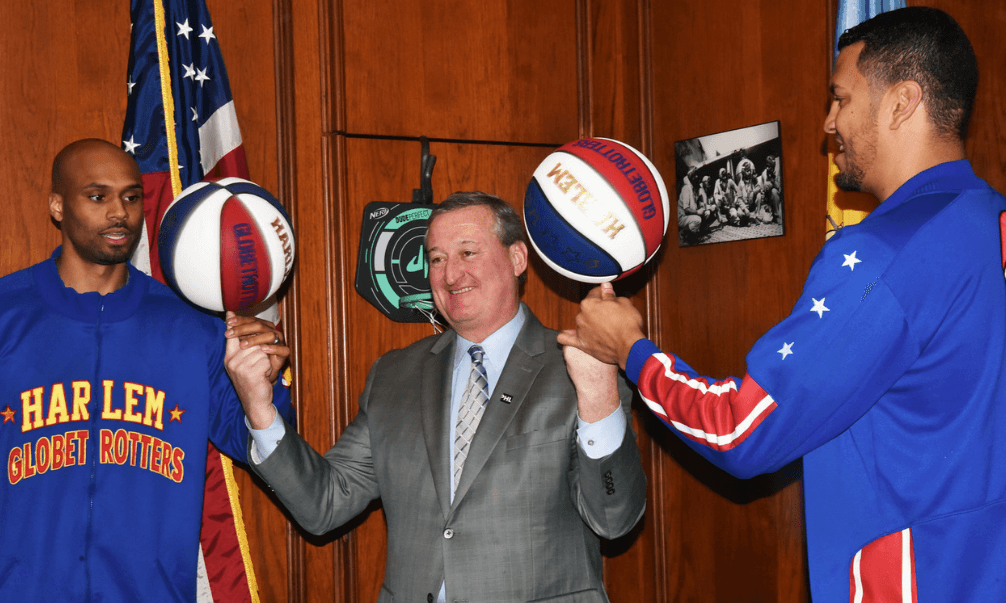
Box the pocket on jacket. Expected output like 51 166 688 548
527 587 605 602
506 429 569 450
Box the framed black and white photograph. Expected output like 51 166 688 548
674 120 785 247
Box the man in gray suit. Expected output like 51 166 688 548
226 191 646 602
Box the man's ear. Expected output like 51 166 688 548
48 193 64 223
888 80 924 131
509 241 528 277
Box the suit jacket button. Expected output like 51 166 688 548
427 594 434 603
444 528 454 539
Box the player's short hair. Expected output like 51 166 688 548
51 138 129 196
838 6 978 140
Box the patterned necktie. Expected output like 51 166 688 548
454 345 489 490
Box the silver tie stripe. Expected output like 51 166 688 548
454 345 489 490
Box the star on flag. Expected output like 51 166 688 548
778 342 794 360
194 66 210 87
176 18 192 39
199 24 216 44
843 251 862 270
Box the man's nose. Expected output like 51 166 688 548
443 256 463 284
106 197 127 219
823 102 838 134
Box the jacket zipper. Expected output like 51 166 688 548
84 301 104 601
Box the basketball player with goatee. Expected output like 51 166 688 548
561 7 1006 602
0 139 291 602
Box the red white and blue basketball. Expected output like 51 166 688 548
158 177 295 312
523 138 669 283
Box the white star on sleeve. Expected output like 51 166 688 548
810 298 829 318
123 137 140 154
194 67 210 87
778 342 794 360
177 19 193 39
199 25 216 44
182 64 196 80
843 251 862 271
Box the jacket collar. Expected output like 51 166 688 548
31 246 148 323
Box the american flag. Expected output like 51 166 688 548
122 1 259 601
123 0 249 281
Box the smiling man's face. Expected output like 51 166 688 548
426 205 527 342
825 41 881 195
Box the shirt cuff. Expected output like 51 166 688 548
625 338 661 384
246 407 284 464
577 404 626 459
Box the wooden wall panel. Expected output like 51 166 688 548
340 0 580 144
277 0 343 599
0 1 130 272
579 2 661 601
645 0 829 600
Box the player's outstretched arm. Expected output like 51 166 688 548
557 282 646 369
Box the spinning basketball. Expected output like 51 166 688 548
158 177 295 312
523 137 669 283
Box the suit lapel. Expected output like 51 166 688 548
421 332 455 520
451 307 547 510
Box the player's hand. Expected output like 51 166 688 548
225 311 289 383
562 344 620 423
224 323 278 430
556 282 646 369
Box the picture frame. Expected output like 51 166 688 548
675 120 785 247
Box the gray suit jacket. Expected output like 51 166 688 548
251 306 646 603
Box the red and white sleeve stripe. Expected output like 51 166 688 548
850 528 918 603
637 353 777 451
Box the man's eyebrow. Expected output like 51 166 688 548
81 182 144 190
